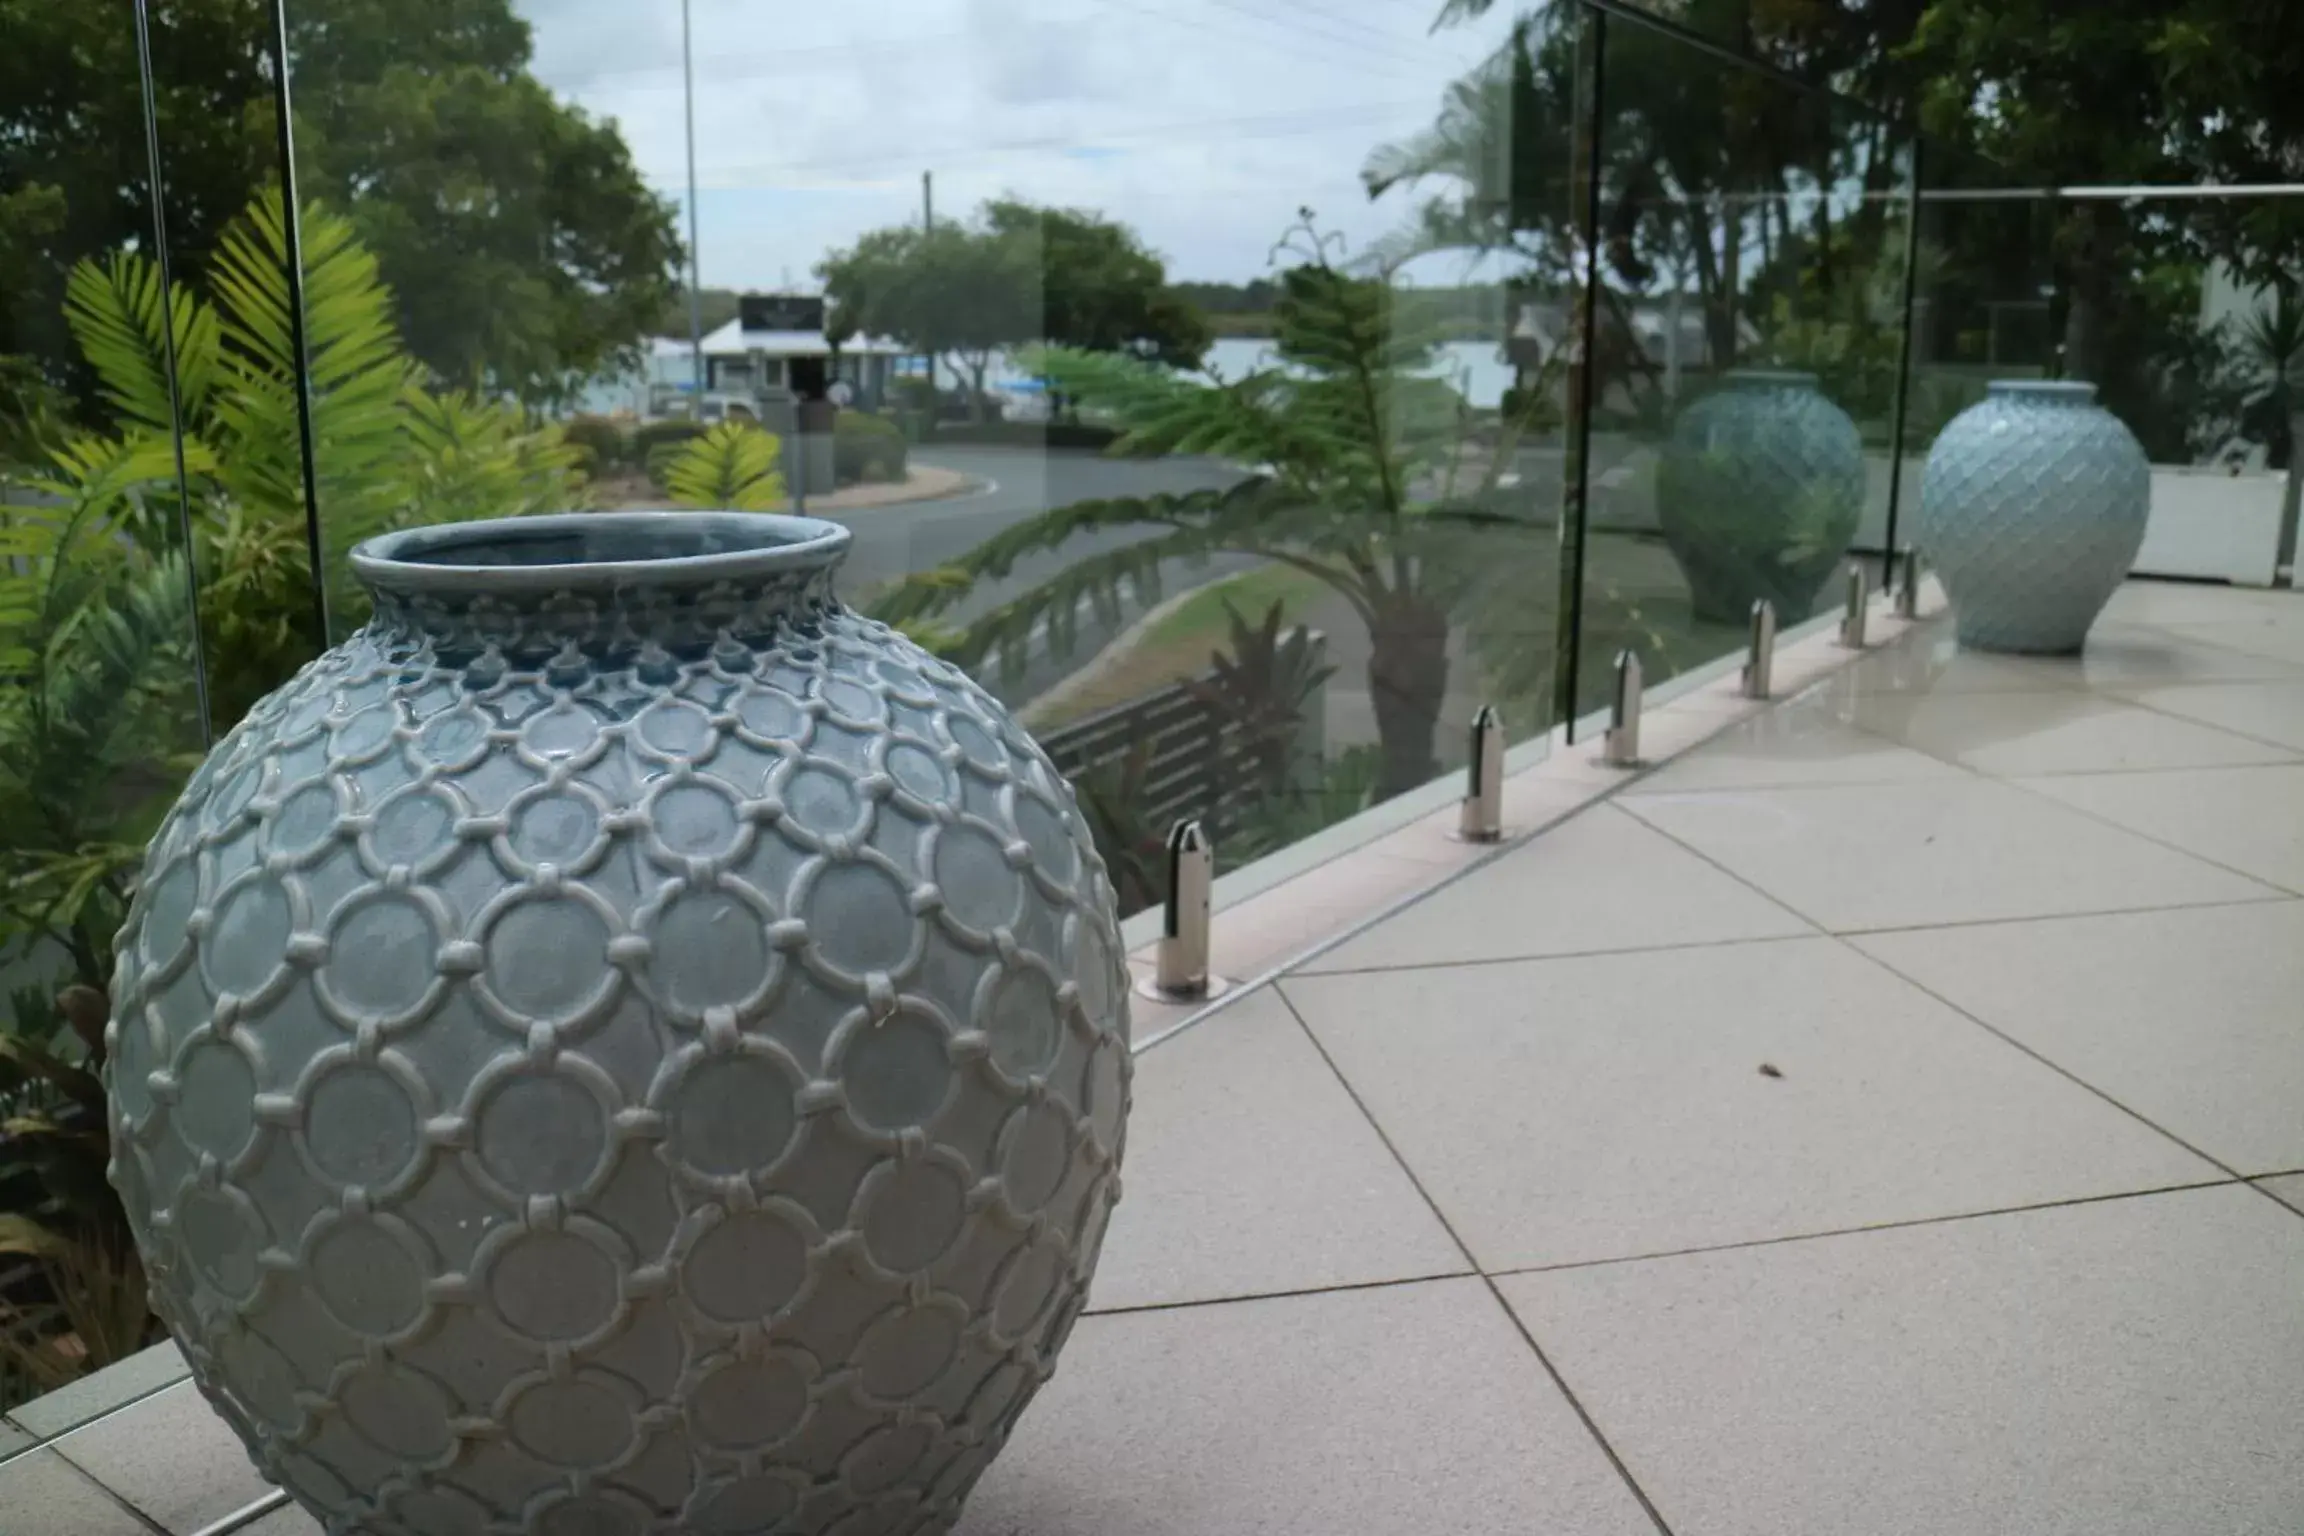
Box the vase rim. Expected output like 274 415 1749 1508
1722 369 1820 388
1986 379 2098 399
350 511 853 598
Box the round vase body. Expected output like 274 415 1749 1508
1656 370 1866 624
103 512 1131 1535
1916 380 2150 653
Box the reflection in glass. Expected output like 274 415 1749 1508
1570 8 1912 723
0 0 208 1418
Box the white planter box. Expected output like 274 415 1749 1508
2132 468 2289 586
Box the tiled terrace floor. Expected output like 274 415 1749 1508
8 580 2304 1534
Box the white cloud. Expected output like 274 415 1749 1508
516 0 1515 289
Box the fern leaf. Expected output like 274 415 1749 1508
663 422 788 511
61 254 219 435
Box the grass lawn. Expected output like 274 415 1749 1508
1026 562 1334 728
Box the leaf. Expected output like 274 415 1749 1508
662 422 789 511
62 253 220 436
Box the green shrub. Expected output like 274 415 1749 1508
835 410 908 484
559 414 628 476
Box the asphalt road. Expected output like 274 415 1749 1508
821 444 1264 708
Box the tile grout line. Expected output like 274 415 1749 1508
1294 927 1823 981
6 1372 194 1469
1265 981 1681 1536
40 1442 174 1536
1485 1178 2248 1278
1086 1161 2303 1308
1083 1269 1478 1320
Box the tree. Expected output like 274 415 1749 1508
0 0 678 407
819 220 1035 421
819 199 1209 419
984 201 1211 370
870 219 1537 800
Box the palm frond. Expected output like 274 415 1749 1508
61 254 218 437
663 421 789 511
209 188 411 524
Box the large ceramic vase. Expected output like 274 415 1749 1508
1655 370 1865 624
103 512 1131 1536
1917 380 2150 653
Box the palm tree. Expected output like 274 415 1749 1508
870 219 1539 800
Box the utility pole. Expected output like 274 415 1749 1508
680 0 703 418
921 170 935 395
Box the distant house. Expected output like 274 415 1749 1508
698 295 911 411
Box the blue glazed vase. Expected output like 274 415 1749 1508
1656 370 1866 624
1917 380 2150 654
104 512 1130 1535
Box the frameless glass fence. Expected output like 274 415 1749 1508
1564 2 1915 728
1905 173 2303 593
0 0 221 1439
0 0 2045 1437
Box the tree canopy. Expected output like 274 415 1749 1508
818 199 1209 415
0 0 679 408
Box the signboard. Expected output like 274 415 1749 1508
738 294 826 333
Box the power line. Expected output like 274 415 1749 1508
658 98 1433 187
1081 0 1439 80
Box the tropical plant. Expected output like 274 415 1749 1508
1183 600 1336 800
0 190 585 1407
658 421 789 511
871 216 1541 801
51 186 584 727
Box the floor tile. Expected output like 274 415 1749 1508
2021 763 2304 893
2101 581 2304 627
54 1379 273 1534
0 1447 153 1535
954 1278 1655 1536
1835 631 2104 694
1858 901 2304 1174
1284 939 2215 1271
1498 1185 2304 1536
4 1340 186 1441
1090 990 1467 1311
1833 688 2295 775
2122 679 2304 751
1300 804 1812 973
1624 704 1969 794
1619 777 2277 932
2060 625 2304 687
2155 615 2304 667
2255 1174 2304 1214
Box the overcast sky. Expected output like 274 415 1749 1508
515 0 1517 293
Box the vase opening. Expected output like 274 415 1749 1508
350 512 855 657
353 511 851 595
1985 379 2099 404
